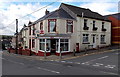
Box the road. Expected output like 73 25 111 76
1 48 119 77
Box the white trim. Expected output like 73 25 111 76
69 39 70 52
58 39 60 53
45 39 46 51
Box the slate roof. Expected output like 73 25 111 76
33 8 74 24
61 3 110 21
105 13 120 20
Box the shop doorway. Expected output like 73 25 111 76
50 39 57 54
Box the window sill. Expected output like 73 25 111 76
101 42 106 44
67 32 73 34
82 42 90 44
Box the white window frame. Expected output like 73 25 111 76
83 34 89 43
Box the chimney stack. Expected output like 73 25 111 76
45 9 49 15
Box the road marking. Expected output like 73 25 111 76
84 56 109 63
75 62 81 64
81 62 90 65
61 49 120 61
98 56 108 59
105 65 116 69
67 62 73 63
37 67 60 74
92 63 103 67
100 71 118 75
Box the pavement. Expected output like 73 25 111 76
3 45 120 61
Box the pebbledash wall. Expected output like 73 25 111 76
20 3 111 56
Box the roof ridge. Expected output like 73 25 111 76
61 3 89 10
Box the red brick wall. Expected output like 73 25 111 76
108 16 120 44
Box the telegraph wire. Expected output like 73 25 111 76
0 0 60 31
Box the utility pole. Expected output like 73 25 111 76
15 19 18 54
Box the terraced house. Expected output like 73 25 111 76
20 3 111 56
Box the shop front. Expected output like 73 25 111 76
37 34 71 56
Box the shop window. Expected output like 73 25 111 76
56 40 59 51
32 39 35 48
101 35 106 44
67 20 73 33
39 39 45 51
60 39 69 51
83 34 89 43
48 19 56 32
46 39 50 51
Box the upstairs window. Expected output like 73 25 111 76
83 19 89 30
29 27 31 35
93 21 95 28
48 19 56 32
84 19 87 27
102 22 104 29
40 22 43 30
33 25 35 35
67 20 73 33
102 22 106 31
93 21 97 31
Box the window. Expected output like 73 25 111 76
40 22 43 30
39 39 45 51
60 39 69 51
93 21 97 30
102 22 104 29
83 34 89 43
83 19 89 30
56 40 59 51
84 19 87 27
67 20 73 33
32 39 35 48
101 35 105 44
29 27 31 35
33 25 35 35
102 22 106 31
93 21 95 28
48 19 56 32
46 39 50 51
39 39 50 51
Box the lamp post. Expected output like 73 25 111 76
15 19 18 54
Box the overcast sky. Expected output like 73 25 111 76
0 0 119 35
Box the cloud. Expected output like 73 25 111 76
0 2 57 35
80 2 118 15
